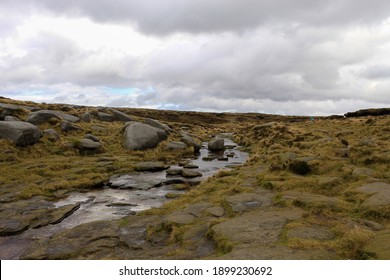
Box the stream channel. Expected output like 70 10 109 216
0 138 248 259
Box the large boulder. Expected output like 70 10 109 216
0 121 41 146
123 122 167 150
26 110 79 125
208 138 225 151
144 118 171 134
111 109 134 122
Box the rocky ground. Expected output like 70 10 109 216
0 96 390 259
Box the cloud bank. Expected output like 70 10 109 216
1 0 390 115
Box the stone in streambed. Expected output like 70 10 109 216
208 138 225 151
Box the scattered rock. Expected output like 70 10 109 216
183 163 199 169
123 122 167 150
144 118 171 134
218 157 229 161
26 110 79 125
202 157 214 161
76 139 102 152
4 116 20 121
80 112 91 122
178 160 191 166
134 162 170 172
208 138 225 151
61 121 82 132
111 109 134 122
91 125 107 131
166 169 182 176
0 121 41 146
43 129 60 141
97 112 114 122
181 169 202 178
166 141 187 150
84 134 100 143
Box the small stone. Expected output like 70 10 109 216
61 121 82 132
202 157 214 161
80 112 91 122
181 169 202 178
43 129 60 141
166 169 182 176
84 134 100 143
183 163 199 169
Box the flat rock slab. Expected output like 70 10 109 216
212 207 303 244
280 190 347 209
226 190 273 213
364 229 390 259
181 169 202 178
206 206 225 217
22 216 158 259
183 202 213 218
134 162 170 172
216 243 336 260
355 182 390 207
0 200 80 236
165 212 196 225
109 174 163 190
287 225 335 240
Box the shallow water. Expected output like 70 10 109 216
0 138 248 259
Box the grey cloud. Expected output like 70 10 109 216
4 0 390 35
360 65 390 80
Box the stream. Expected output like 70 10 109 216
0 138 248 259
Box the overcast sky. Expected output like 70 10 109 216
1 0 390 115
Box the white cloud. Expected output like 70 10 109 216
1 1 390 115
